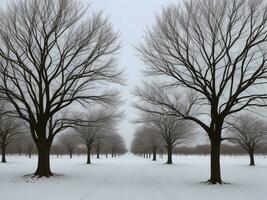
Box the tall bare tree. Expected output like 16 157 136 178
228 115 267 166
136 0 267 183
0 0 121 177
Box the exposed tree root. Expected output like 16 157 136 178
201 179 230 185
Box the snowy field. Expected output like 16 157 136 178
0 154 267 200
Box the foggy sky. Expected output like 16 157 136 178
87 0 177 148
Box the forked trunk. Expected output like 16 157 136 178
209 139 222 184
34 141 52 177
1 146 6 163
166 146 172 164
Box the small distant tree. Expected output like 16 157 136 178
59 132 80 159
139 114 194 164
24 134 35 158
75 108 119 164
229 115 267 166
0 116 21 163
108 133 127 157
131 126 161 161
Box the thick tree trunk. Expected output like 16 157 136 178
249 152 255 166
34 142 52 177
166 146 172 164
86 147 91 164
1 146 6 163
152 148 157 161
209 139 222 184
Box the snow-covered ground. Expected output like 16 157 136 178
0 154 266 200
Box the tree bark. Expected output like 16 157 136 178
166 146 172 164
152 148 157 161
249 152 255 166
96 144 100 159
209 138 222 184
86 147 91 164
1 146 6 163
34 141 53 177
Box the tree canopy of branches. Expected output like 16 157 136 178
229 115 267 166
136 0 267 184
0 0 122 177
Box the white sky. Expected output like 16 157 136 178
88 0 177 148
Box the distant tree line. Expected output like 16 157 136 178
4 132 127 159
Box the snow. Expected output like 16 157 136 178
0 154 267 200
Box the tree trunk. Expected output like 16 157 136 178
86 147 91 164
34 141 52 177
69 151 72 159
152 148 157 161
28 151 31 158
166 146 172 164
96 144 100 159
249 151 255 166
1 146 6 163
209 139 222 184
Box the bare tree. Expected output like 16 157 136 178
59 132 80 159
136 0 267 184
0 116 22 163
0 0 121 177
228 115 267 166
76 125 101 164
75 108 119 164
138 113 194 164
131 126 161 161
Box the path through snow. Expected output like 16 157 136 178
0 154 267 200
